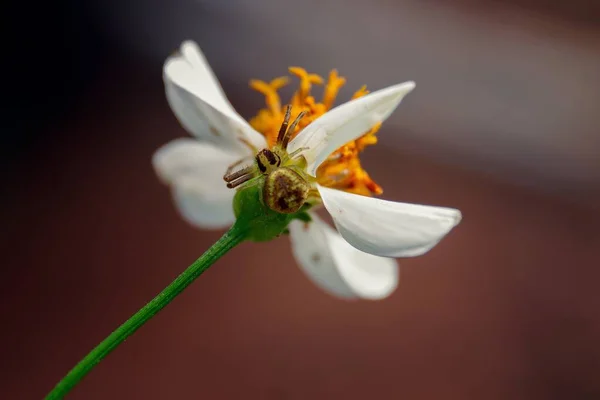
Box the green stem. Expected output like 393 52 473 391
45 223 248 400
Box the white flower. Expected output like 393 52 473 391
153 41 462 300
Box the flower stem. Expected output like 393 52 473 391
45 223 248 400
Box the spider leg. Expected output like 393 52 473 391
238 137 259 153
288 146 308 159
304 188 322 207
308 188 320 198
224 166 257 185
229 175 264 191
224 157 253 177
280 110 308 149
275 105 292 146
226 171 256 188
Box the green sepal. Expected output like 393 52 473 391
233 182 312 242
291 211 312 223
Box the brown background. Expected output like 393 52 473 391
2 0 600 399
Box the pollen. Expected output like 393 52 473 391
249 67 383 197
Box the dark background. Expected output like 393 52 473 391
2 0 600 399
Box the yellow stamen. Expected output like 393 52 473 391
249 67 384 197
249 77 288 115
288 67 324 106
356 122 381 152
322 70 346 109
351 85 370 100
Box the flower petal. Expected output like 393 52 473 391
318 185 462 258
153 138 241 229
171 175 236 229
288 212 399 299
288 82 415 175
164 41 266 153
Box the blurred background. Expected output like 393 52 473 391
2 0 600 398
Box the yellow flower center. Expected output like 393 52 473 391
248 67 383 197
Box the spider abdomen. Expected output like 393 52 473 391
263 168 310 214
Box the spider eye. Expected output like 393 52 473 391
263 149 279 165
256 149 281 173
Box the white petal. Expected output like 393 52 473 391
164 41 266 153
152 138 241 229
171 175 236 229
288 82 415 175
288 212 398 300
318 185 462 258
